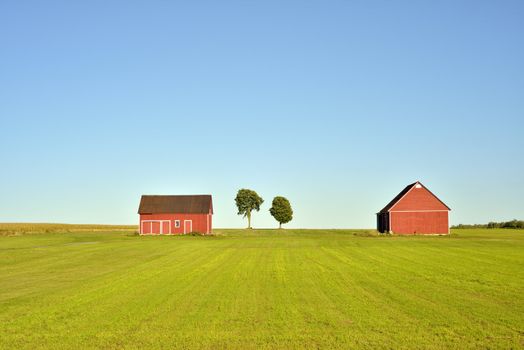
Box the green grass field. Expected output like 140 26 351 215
1 226 523 349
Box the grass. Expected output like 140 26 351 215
0 225 523 349
0 223 136 236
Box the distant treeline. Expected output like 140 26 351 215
452 220 524 229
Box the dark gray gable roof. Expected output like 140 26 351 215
378 182 417 213
138 195 213 214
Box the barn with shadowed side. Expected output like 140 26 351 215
138 195 213 235
377 181 450 235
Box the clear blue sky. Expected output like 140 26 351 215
1 1 523 228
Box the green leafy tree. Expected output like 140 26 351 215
269 196 293 229
235 189 264 229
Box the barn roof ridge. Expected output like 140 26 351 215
138 194 213 214
378 181 450 213
141 194 212 197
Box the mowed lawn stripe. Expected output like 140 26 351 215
0 229 522 349
2 238 238 348
318 245 469 346
340 241 524 344
357 242 522 317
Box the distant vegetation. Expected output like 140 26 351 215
452 219 524 229
0 223 136 236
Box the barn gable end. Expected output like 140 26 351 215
389 182 450 212
377 181 450 235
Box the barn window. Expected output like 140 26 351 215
174 220 180 228
415 183 422 188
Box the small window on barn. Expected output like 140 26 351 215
415 183 422 188
174 220 180 228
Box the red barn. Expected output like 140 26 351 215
138 195 213 235
377 181 450 235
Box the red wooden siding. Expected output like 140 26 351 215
151 222 160 235
142 221 152 234
140 213 212 235
162 221 170 234
390 211 448 234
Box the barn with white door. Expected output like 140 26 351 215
138 195 213 235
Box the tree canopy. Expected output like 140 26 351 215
235 189 264 229
269 196 293 229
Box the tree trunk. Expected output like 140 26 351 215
247 211 251 229
279 222 282 229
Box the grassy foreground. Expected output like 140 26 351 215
0 227 523 349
